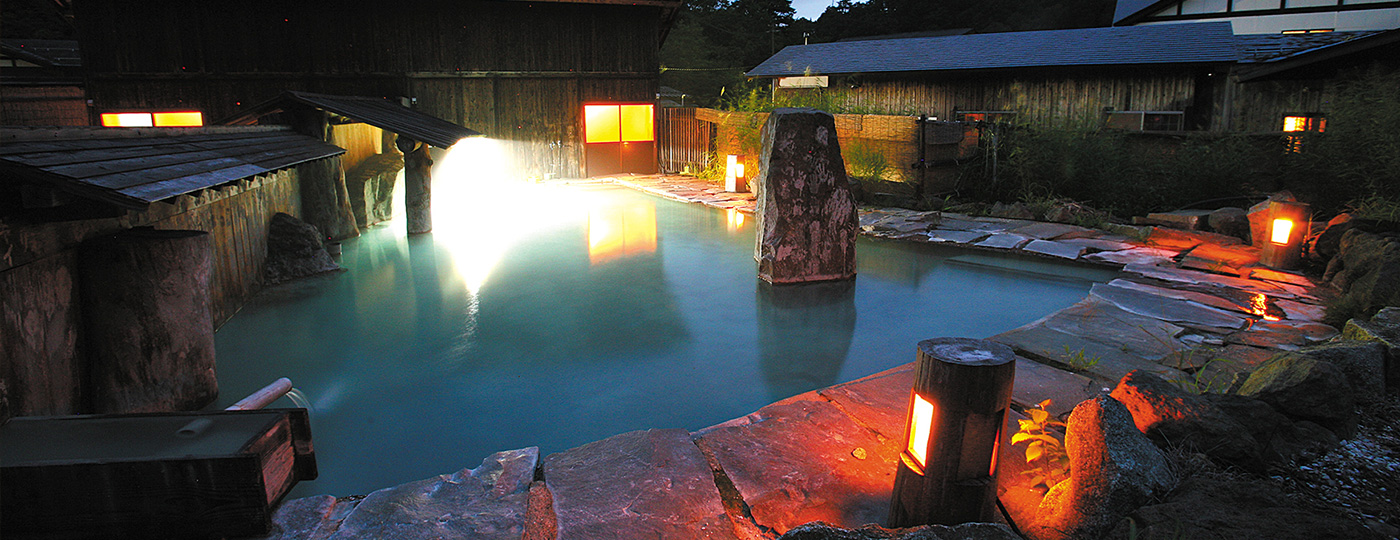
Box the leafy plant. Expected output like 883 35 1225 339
1171 355 1237 395
693 152 726 181
1061 346 1101 372
1346 195 1400 222
845 140 890 182
1012 399 1070 491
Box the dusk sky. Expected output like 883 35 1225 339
793 0 836 21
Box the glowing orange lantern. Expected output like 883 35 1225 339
724 154 748 193
889 338 1016 528
1260 201 1309 270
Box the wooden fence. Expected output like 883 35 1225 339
656 107 714 174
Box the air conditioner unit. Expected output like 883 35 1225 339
1105 111 1184 132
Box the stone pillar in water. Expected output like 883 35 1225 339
290 108 361 242
79 229 218 413
398 136 434 234
755 108 858 284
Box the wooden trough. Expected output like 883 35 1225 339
1 408 315 539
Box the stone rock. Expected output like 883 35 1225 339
974 233 1031 250
1029 396 1176 540
1109 371 1265 471
345 153 404 228
544 429 735 540
925 229 990 244
1312 213 1355 260
1266 419 1339 466
1146 209 1212 230
1341 307 1400 390
1012 357 1097 419
1325 229 1400 321
1248 192 1295 249
1237 353 1356 438
755 108 859 284
1197 393 1307 464
989 201 1035 220
695 399 899 534
1108 475 1382 540
1008 222 1093 240
259 495 357 540
1299 341 1386 401
1022 239 1086 260
1089 282 1248 330
818 364 914 440
775 521 1021 540
298 155 361 241
330 447 538 540
265 213 342 285
1180 242 1260 270
1209 207 1251 242
1083 247 1177 266
991 321 1187 383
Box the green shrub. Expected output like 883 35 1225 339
845 140 890 182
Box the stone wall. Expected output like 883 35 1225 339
0 168 304 420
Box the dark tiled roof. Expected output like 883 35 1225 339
222 91 480 149
0 127 344 210
1236 30 1385 63
747 22 1239 78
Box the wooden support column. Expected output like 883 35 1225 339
397 135 434 234
79 229 218 413
889 338 1016 527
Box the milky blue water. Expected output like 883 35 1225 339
213 184 1116 497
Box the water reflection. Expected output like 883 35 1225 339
756 279 858 400
588 203 658 265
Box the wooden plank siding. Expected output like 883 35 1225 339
76 0 664 179
795 69 1203 128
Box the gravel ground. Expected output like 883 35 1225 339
1272 394 1400 539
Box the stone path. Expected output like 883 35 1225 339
249 174 1336 539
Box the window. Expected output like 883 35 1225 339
1283 113 1325 152
100 111 204 127
584 104 653 143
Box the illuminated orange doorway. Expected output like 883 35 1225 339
584 103 657 177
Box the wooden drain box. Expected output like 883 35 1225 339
1 408 316 539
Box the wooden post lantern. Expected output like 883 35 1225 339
725 154 748 193
889 338 1016 528
1260 200 1309 270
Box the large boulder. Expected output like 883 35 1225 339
265 213 342 285
1342 306 1400 390
1312 213 1355 260
1109 371 1264 471
1208 207 1251 243
1323 229 1400 322
1199 393 1336 466
1299 341 1387 401
1029 395 1176 540
1108 475 1383 540
775 522 1020 540
1236 353 1356 438
754 108 858 284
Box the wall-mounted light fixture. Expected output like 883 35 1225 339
889 338 1016 528
725 154 748 193
1260 200 1309 269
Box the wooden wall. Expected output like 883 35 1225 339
1221 78 1332 132
0 168 303 419
76 0 663 179
794 68 1203 128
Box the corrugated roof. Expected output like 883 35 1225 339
0 127 344 210
1237 30 1386 63
1234 28 1400 81
221 91 480 149
747 22 1239 78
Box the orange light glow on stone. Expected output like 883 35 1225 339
1271 218 1293 245
907 392 935 470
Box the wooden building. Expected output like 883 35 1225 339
0 39 88 126
748 21 1399 133
75 0 680 179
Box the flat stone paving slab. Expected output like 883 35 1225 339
1106 278 1255 315
695 399 899 535
992 322 1186 383
975 233 1032 250
926 229 990 244
329 447 538 540
1084 247 1178 266
1023 239 1087 260
1013 356 1099 418
545 429 736 540
1059 237 1138 253
818 364 914 440
1009 221 1093 240
1091 282 1248 330
1041 296 1187 361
